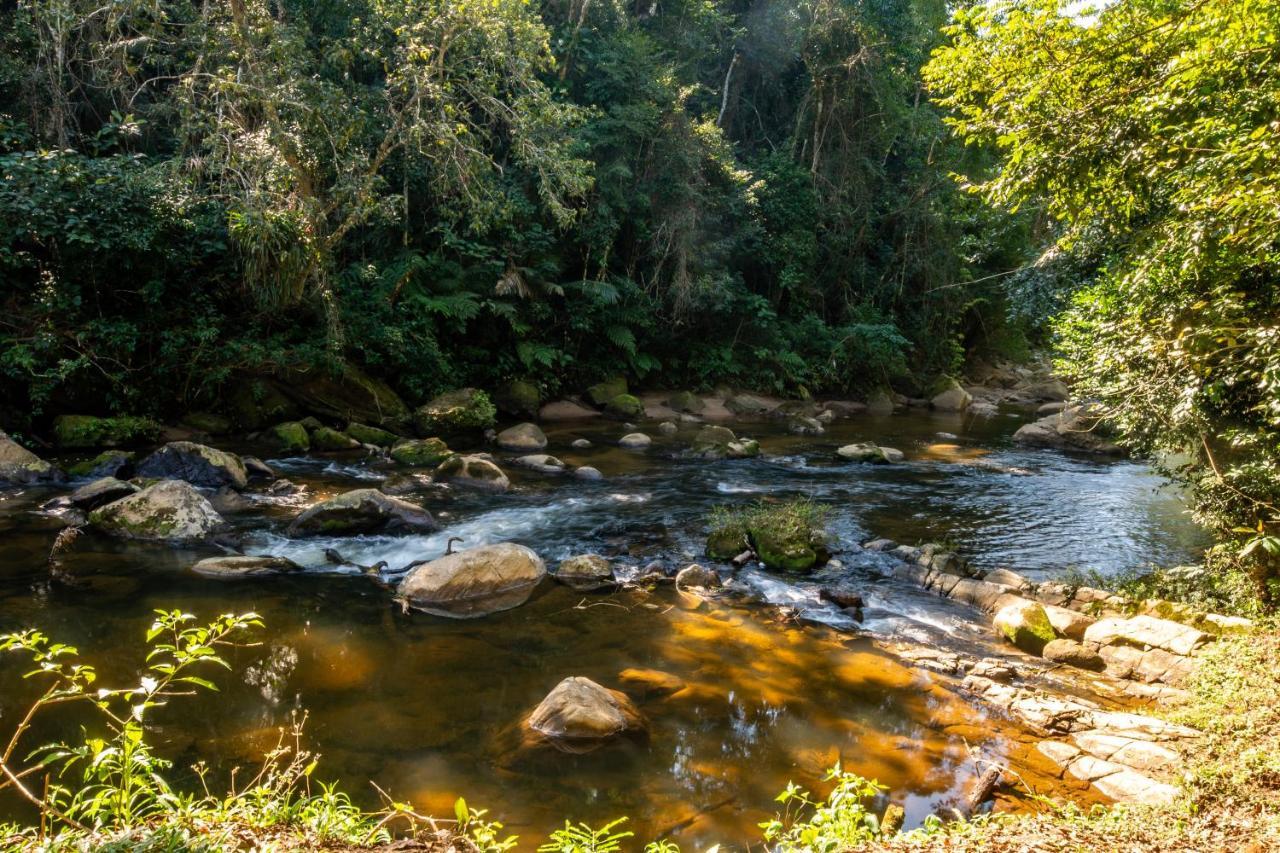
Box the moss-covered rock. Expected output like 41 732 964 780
706 526 749 560
692 425 737 458
66 450 134 479
276 363 408 426
52 415 161 449
344 422 401 447
586 377 628 407
0 430 63 485
706 500 830 572
88 479 226 542
310 426 361 451
667 391 705 414
493 380 541 418
753 526 819 573
287 488 437 536
930 375 972 412
390 437 453 467
604 393 644 420
994 599 1057 654
270 422 310 453
413 388 497 435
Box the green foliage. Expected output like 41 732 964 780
708 499 831 572
759 764 890 852
926 0 1280 592
538 817 634 853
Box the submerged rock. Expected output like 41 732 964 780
554 554 616 591
413 388 496 435
526 676 647 752
136 441 248 490
0 430 63 485
399 542 546 618
618 668 686 698
497 422 547 452
191 555 302 579
88 480 226 542
434 454 510 492
287 488 437 536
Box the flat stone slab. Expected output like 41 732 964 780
1083 615 1209 657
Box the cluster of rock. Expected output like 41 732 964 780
1012 403 1124 456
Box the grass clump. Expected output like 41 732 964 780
707 499 831 572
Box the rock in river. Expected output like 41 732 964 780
837 442 902 464
0 430 63 485
554 554 616 591
514 454 566 474
136 441 248 490
287 488 437 536
526 676 647 752
434 454 510 492
994 598 1056 654
497 422 547 452
191 555 302 579
618 433 651 449
89 479 226 542
69 477 138 511
399 542 546 618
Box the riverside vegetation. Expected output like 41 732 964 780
4 0 1280 849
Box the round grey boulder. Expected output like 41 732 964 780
555 554 616 591
88 480 226 542
398 542 546 618
434 455 511 492
497 422 548 452
526 676 647 753
618 433 652 449
191 555 302 579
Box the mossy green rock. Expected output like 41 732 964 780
692 425 737 458
66 450 134 479
52 415 161 449
310 426 361 451
994 599 1057 654
493 380 541 418
390 438 453 467
604 393 644 420
0 430 63 485
270 422 310 453
413 388 496 435
752 526 819 573
706 527 749 560
586 377 628 407
667 391 705 414
345 422 401 447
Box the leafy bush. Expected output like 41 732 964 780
759 765 890 852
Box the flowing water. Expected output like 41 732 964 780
0 407 1208 846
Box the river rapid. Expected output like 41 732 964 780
0 406 1208 846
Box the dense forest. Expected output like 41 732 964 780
0 0 1031 424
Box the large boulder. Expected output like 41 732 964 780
667 391 705 414
413 388 496 435
434 455 510 492
136 441 248 490
390 437 453 467
399 542 546 618
994 599 1056 654
497 422 547 452
68 477 138 511
930 377 972 412
51 415 160 449
1013 404 1124 455
1021 378 1070 402
0 430 62 485
310 426 361 451
191 555 302 579
493 380 541 418
724 393 773 416
526 676 647 752
274 363 408 426
287 488 437 536
554 555 616 591
88 480 226 542
345 422 401 447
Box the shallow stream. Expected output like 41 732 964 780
0 407 1208 845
